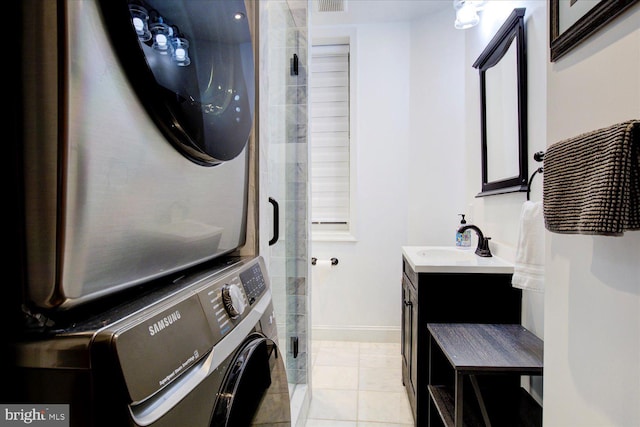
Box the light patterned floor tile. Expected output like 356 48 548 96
358 366 405 392
306 340 414 426
359 342 401 356
357 422 414 427
316 340 361 350
306 419 358 427
315 346 360 367
359 353 402 369
312 365 359 390
357 390 414 424
307 389 358 421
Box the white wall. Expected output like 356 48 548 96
310 22 411 341
544 3 640 426
407 8 467 246
464 1 640 425
309 4 640 424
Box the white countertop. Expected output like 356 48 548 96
402 246 514 274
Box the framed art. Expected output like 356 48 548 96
550 0 639 61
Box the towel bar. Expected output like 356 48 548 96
527 151 545 201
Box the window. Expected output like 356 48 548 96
310 43 354 239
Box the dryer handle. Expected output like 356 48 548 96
269 197 279 246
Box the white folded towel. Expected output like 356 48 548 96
512 201 545 292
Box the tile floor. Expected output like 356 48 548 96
305 340 414 427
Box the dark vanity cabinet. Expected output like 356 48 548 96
402 272 419 414
401 257 522 426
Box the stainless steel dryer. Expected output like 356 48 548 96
9 257 291 427
18 0 256 312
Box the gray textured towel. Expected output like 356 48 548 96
543 119 639 236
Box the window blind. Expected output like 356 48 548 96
310 44 350 227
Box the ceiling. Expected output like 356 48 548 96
311 0 452 26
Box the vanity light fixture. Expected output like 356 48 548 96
453 0 486 30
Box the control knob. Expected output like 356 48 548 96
221 284 246 319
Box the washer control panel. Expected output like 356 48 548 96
196 257 268 342
114 294 215 403
239 261 267 305
113 257 269 403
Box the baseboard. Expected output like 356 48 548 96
312 325 401 343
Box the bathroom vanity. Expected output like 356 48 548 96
401 247 522 426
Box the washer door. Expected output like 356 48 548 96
212 333 291 426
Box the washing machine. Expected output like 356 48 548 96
9 256 291 427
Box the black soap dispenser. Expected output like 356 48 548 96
456 214 471 248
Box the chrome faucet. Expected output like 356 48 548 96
457 224 492 257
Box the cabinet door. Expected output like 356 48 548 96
401 274 418 416
409 283 418 396
401 275 412 384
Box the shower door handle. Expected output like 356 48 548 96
291 336 299 358
269 197 279 246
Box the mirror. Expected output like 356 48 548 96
473 8 527 196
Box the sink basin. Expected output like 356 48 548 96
402 246 513 274
416 247 477 261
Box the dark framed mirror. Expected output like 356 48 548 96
473 8 527 197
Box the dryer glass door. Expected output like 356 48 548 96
99 0 255 165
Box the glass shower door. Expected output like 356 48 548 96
262 0 310 425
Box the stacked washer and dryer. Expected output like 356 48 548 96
7 0 290 425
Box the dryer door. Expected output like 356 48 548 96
99 0 255 165
20 0 254 311
212 334 291 426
